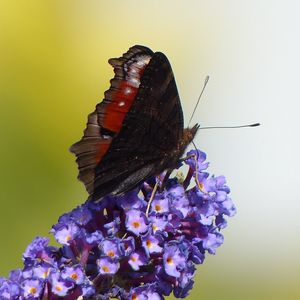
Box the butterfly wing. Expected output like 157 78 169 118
70 45 184 201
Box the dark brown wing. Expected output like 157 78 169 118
70 45 184 201
70 45 154 195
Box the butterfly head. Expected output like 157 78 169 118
177 124 199 157
183 124 199 146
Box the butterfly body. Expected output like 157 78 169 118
70 45 198 201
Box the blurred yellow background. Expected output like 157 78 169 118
1 1 300 299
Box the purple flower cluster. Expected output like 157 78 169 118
0 149 236 299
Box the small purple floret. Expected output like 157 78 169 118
142 232 163 255
128 251 148 271
97 257 120 275
22 278 43 298
100 238 122 259
163 244 187 278
52 222 80 245
61 265 85 285
49 273 73 297
125 209 148 235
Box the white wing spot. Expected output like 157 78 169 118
128 78 140 87
124 87 132 94
118 101 125 107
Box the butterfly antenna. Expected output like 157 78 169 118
199 123 260 130
188 75 210 127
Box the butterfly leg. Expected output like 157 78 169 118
179 154 194 162
157 169 172 192
145 181 159 216
181 154 203 191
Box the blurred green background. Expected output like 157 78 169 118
1 1 300 299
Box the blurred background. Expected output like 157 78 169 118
0 1 299 299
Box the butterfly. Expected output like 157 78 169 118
70 45 199 201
